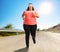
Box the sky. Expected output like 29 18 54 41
0 0 60 30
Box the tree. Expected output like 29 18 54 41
37 28 40 32
4 24 13 29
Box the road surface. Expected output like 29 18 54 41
0 31 60 52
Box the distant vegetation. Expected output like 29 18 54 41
0 24 25 37
4 24 13 29
37 28 40 32
0 32 25 37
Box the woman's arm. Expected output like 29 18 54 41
32 11 39 18
35 12 39 18
22 11 25 20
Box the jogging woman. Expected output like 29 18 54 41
22 3 39 48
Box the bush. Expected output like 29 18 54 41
0 32 16 36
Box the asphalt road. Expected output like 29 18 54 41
0 31 60 52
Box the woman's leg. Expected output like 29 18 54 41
30 25 37 44
23 24 30 48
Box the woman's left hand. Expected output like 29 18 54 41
32 12 39 18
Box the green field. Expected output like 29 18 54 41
0 32 25 37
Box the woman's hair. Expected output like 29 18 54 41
26 3 35 11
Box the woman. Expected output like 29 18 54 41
22 3 39 48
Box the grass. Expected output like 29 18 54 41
0 32 25 37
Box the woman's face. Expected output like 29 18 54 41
29 5 32 10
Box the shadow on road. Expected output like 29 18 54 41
14 47 28 52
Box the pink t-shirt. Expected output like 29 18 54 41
23 11 37 25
